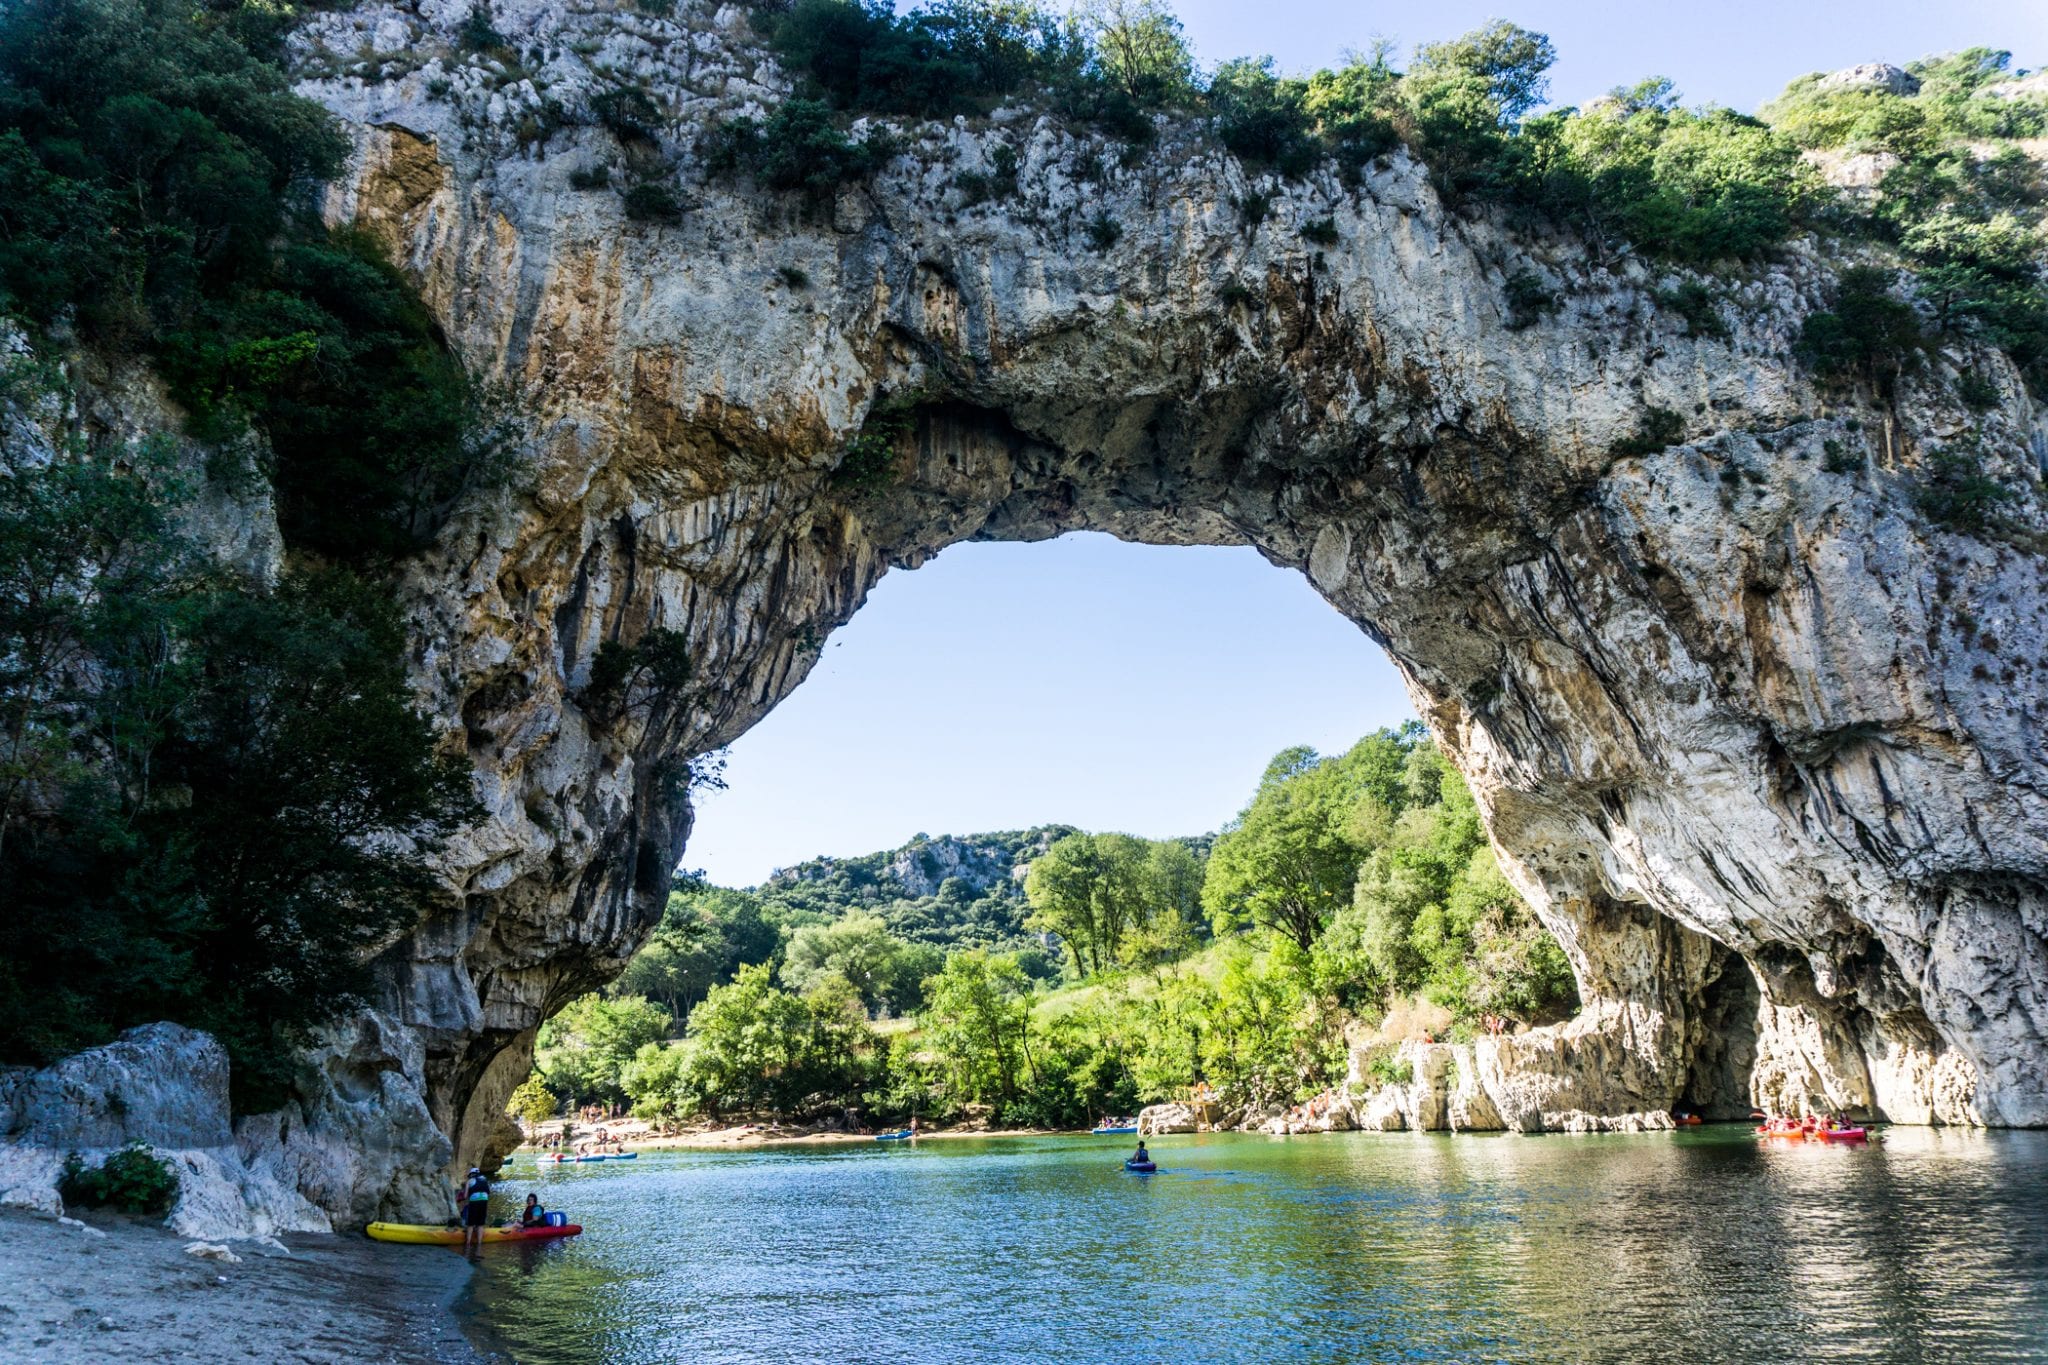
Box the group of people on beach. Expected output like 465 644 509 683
537 1126 627 1155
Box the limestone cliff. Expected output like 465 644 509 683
37 1 2048 1220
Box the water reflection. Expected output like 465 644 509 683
458 1128 2048 1363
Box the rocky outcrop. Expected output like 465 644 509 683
1814 63 1921 97
30 5 2048 1219
0 1024 342 1239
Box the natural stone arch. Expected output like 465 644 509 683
283 8 2048 1207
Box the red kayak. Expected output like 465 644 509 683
1756 1123 1868 1143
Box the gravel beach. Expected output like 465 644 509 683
0 1208 489 1363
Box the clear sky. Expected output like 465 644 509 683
684 1 2046 887
686 535 1409 885
1168 0 2044 113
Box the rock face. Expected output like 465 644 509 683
52 2 2046 1217
1814 63 1922 97
0 1024 348 1239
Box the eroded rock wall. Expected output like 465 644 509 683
115 0 2048 1214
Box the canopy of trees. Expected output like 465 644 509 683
526 726 1579 1131
1023 832 1203 974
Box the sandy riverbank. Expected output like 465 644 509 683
0 1208 487 1363
623 1123 1065 1151
512 1114 1080 1156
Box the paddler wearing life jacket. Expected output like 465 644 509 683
460 1167 492 1252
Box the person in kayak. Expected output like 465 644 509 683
517 1193 546 1228
1130 1140 1150 1164
460 1167 491 1251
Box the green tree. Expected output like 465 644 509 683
919 950 1033 1105
1411 20 1557 125
780 913 937 1014
535 994 673 1107
679 963 868 1116
620 1041 693 1119
0 0 504 561
615 882 780 1019
0 449 479 1108
1202 743 1375 952
1079 0 1193 106
508 1075 560 1125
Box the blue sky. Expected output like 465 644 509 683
1169 0 2044 112
684 1 2046 887
687 536 1407 885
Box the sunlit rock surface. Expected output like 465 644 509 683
37 9 2048 1218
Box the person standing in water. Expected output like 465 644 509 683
459 1167 492 1252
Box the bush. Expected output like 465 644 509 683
0 0 506 564
1084 212 1123 251
591 85 662 142
1956 370 2000 411
1797 266 1925 390
1915 439 2013 533
508 1075 559 1125
1609 407 1687 457
703 99 890 205
59 1144 179 1215
1366 1053 1413 1087
1208 57 1317 175
568 163 612 190
954 143 1019 206
1504 269 1555 330
1656 281 1731 340
623 181 685 224
1300 216 1339 247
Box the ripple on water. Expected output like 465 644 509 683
459 1128 2048 1364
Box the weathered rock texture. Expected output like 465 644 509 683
73 4 2048 1216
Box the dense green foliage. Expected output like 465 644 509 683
526 726 1576 1130
1321 743 1576 1021
1765 53 2048 391
534 994 673 1107
58 1142 179 1214
0 0 505 560
1023 832 1203 973
748 826 1076 962
665 963 875 1117
0 453 477 1108
612 882 783 1022
779 913 945 1015
0 0 499 1107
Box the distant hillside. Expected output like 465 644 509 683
747 826 1214 957
751 827 1077 955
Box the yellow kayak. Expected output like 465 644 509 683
366 1221 582 1245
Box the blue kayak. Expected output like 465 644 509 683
875 1130 915 1142
1091 1125 1138 1135
1125 1159 1157 1173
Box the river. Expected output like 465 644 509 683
459 1127 2048 1363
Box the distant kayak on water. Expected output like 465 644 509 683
1125 1159 1157 1173
1091 1124 1138 1135
875 1129 915 1142
539 1152 638 1163
368 1221 583 1245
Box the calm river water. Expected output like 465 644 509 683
458 1127 2048 1363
